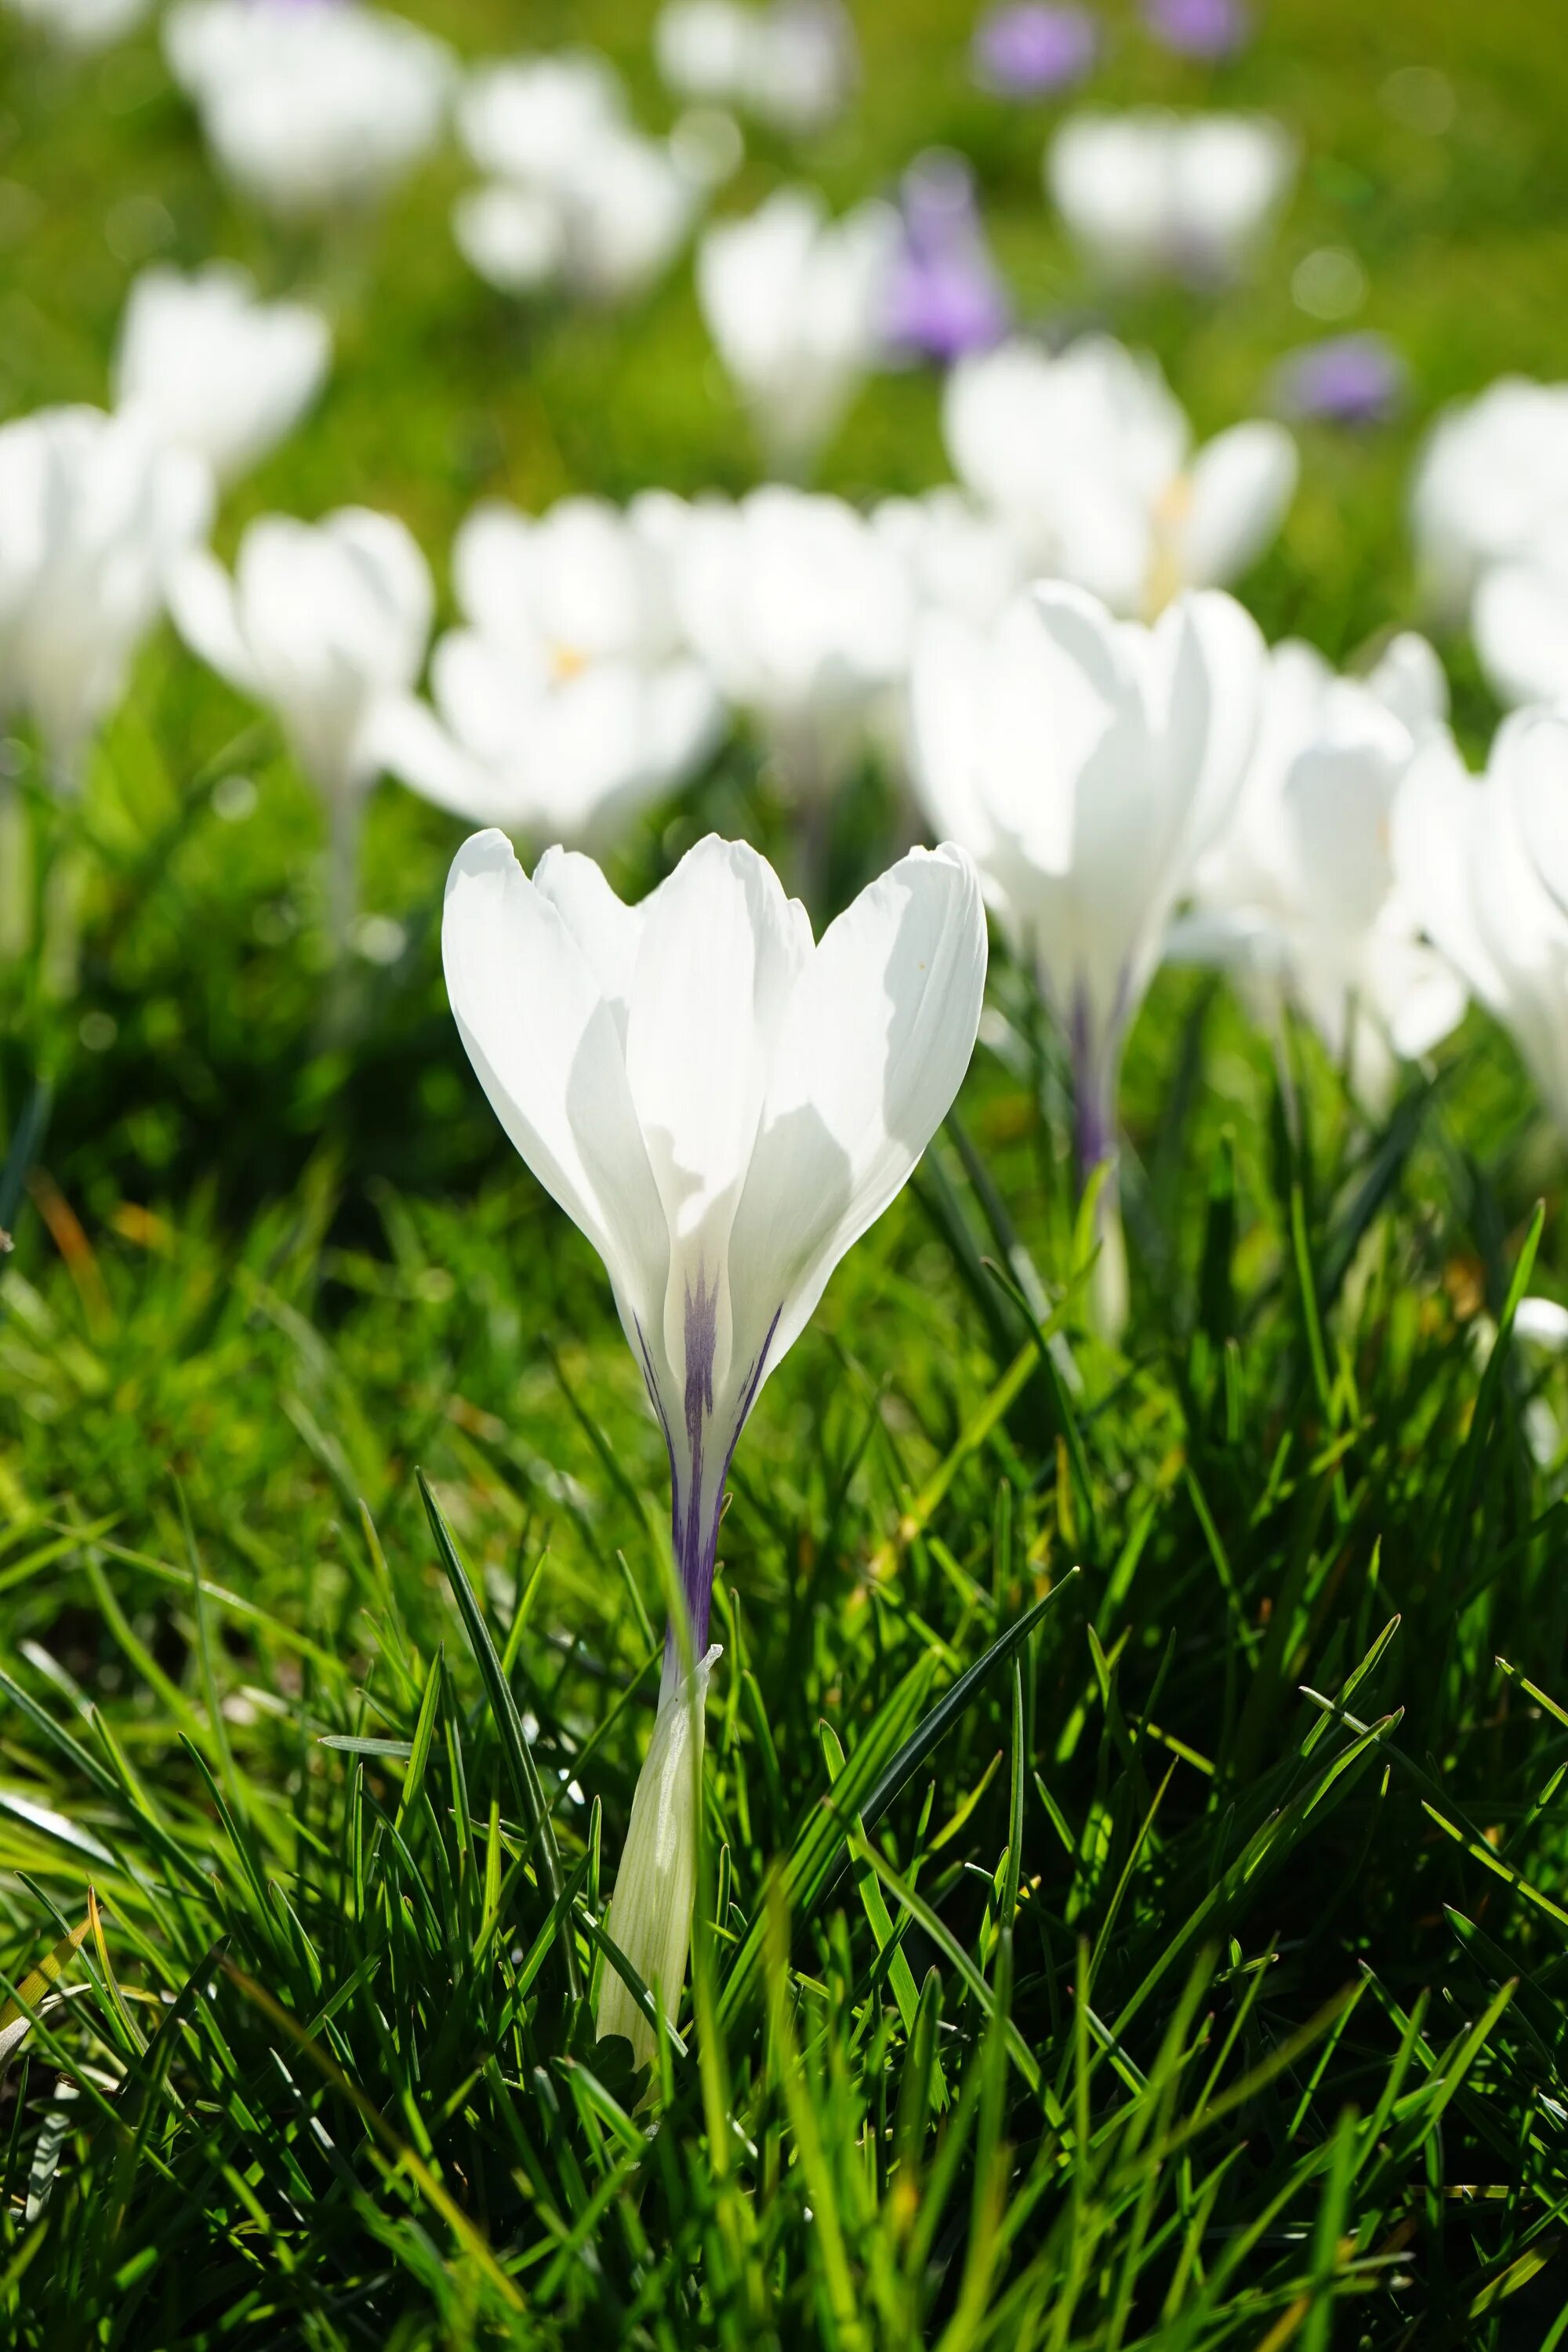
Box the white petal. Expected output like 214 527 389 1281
166 546 263 698
1502 706 1568 913
1474 561 1568 710
728 842 986 1385
623 835 809 1393
1178 423 1297 590
441 831 667 1334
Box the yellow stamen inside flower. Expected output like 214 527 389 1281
549 641 590 682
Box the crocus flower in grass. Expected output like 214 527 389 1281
697 187 898 477
1174 633 1465 1106
169 508 432 946
971 2 1097 100
1142 0 1249 60
1410 376 1568 622
1393 710 1568 1140
910 581 1262 1333
945 334 1296 618
0 407 212 781
670 488 914 810
1047 107 1295 285
456 53 702 308
164 0 454 220
656 0 855 136
1274 333 1404 430
1472 528 1568 710
4 0 149 49
884 151 1010 366
112 266 332 492
378 493 721 843
441 829 988 2059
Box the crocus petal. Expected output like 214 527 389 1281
1473 561 1568 711
1178 422 1297 590
624 835 811 1399
441 830 668 1336
167 546 265 699
369 693 519 826
728 843 987 1378
1503 707 1568 914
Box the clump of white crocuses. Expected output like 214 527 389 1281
164 0 455 220
696 187 898 477
1409 376 1568 624
379 493 722 843
655 0 856 137
1174 633 1466 1105
112 265 332 493
910 581 1265 1331
455 52 706 307
944 335 1297 619
1392 708 1568 1141
441 827 987 2060
1046 108 1297 285
0 405 212 782
671 487 914 815
168 508 433 947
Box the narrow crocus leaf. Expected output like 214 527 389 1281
418 1470 580 2002
0 1911 93 2072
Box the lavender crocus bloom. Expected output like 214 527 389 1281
972 2 1098 99
884 151 1010 364
1142 0 1249 58
441 828 987 2056
1276 334 1405 430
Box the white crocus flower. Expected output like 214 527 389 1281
671 488 914 804
1175 634 1465 1105
945 336 1296 618
164 1 455 220
1392 709 1568 1139
697 187 898 477
1410 377 1568 623
378 495 722 844
1472 532 1568 711
910 582 1264 1327
441 827 987 2059
1046 109 1297 284
455 53 700 307
655 0 855 136
112 265 332 492
4 0 147 49
169 509 432 941
0 407 212 778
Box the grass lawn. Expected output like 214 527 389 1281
4 0 1568 2343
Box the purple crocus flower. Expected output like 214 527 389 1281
972 2 1098 100
884 151 1011 363
1276 334 1405 429
1142 0 1250 58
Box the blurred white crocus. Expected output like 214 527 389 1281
672 488 914 805
0 407 212 778
655 0 855 136
164 0 455 220
1175 633 1465 1104
378 495 722 843
112 265 332 492
1410 377 1568 622
910 582 1264 1327
4 0 147 49
455 53 701 307
697 187 898 476
1393 709 1568 1139
442 826 986 2060
169 508 432 940
946 336 1296 618
1472 529 1568 710
1047 108 1297 284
